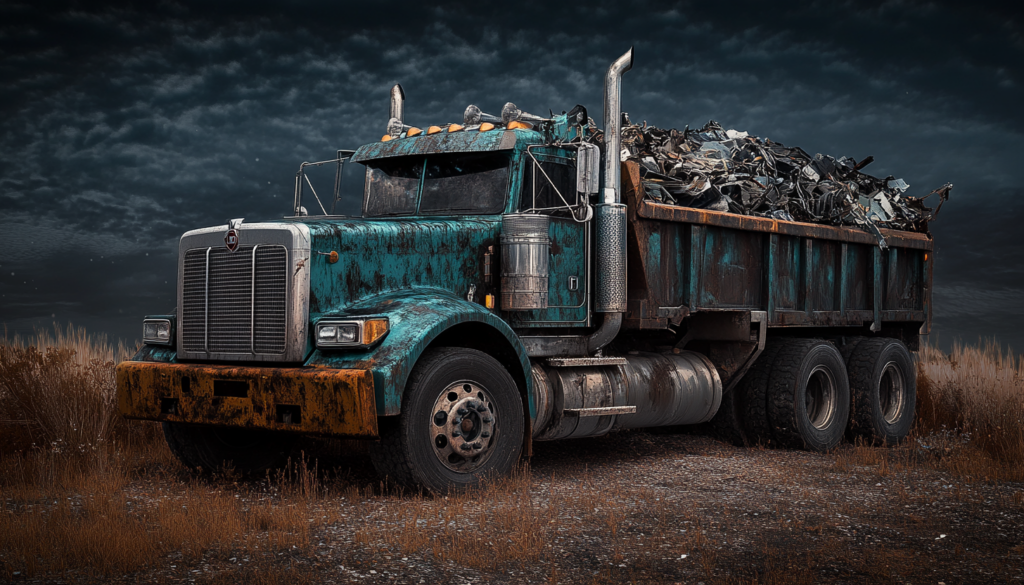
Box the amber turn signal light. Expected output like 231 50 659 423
479 122 495 132
507 120 532 130
361 318 390 346
447 124 464 132
406 127 422 137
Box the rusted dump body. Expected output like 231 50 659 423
619 161 933 338
116 361 378 438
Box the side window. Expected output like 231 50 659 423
521 160 576 213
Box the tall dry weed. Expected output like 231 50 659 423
917 339 1024 477
0 324 144 459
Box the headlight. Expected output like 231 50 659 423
315 318 389 348
142 318 173 345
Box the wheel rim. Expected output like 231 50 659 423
879 361 906 425
805 365 837 430
428 380 498 473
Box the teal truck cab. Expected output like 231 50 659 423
116 49 932 492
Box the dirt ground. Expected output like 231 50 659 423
8 429 1024 585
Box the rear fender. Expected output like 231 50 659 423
305 288 533 417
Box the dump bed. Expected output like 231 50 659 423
620 161 933 341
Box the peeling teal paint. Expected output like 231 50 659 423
304 288 534 418
130 344 179 363
304 217 502 318
510 218 589 327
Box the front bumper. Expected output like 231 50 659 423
115 362 378 438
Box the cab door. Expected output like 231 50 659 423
509 152 590 328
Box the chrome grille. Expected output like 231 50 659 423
253 247 287 353
181 245 288 354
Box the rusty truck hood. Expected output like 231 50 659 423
300 217 501 320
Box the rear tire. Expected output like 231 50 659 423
738 339 788 447
766 339 850 452
846 338 916 445
838 336 867 365
706 383 747 447
162 423 295 474
368 347 524 494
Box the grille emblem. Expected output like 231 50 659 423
224 229 239 252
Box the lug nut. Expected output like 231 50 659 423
477 405 488 412
481 431 490 438
457 407 469 416
482 417 493 423
452 430 462 437
460 444 472 451
453 417 462 425
472 443 482 450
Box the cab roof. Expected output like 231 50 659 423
351 128 546 163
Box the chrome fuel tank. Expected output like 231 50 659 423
531 351 722 440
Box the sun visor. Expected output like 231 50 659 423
351 129 522 163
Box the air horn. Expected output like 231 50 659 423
463 102 552 127
500 102 551 125
463 104 503 126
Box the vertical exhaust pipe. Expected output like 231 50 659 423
386 84 407 138
389 84 405 124
587 47 633 353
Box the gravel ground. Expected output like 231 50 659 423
11 430 1024 584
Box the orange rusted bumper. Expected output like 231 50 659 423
115 362 378 438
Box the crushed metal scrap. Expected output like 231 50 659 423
594 117 951 249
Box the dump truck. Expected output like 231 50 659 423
116 48 931 492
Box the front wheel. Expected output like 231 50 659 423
162 423 295 474
369 347 524 493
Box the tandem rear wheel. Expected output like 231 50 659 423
766 339 851 451
368 347 524 494
843 337 916 445
728 336 916 452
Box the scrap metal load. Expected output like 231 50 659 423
606 117 951 248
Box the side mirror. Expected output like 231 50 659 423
576 143 600 195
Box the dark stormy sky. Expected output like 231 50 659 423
1 1 1022 352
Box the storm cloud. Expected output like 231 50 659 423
1 1 1021 351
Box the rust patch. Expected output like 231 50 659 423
115 361 378 438
646 357 677 411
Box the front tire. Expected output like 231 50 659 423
767 339 850 452
369 347 524 493
162 423 295 474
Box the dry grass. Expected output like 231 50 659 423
1 326 1022 583
0 324 148 458
916 339 1024 480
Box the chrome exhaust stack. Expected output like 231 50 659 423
386 84 409 138
588 46 633 353
518 47 634 358
389 84 405 124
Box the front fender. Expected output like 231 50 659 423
305 287 533 416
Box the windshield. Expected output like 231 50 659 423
362 153 509 217
363 159 421 217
